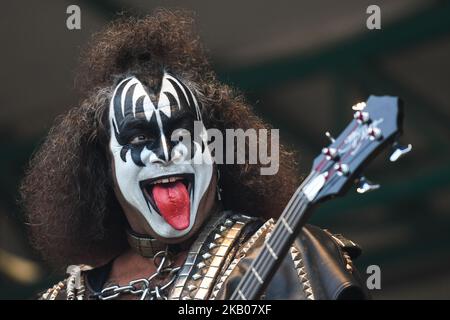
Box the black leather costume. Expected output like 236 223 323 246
39 211 369 300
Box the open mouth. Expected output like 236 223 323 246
139 173 194 230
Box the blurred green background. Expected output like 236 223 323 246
1 0 449 299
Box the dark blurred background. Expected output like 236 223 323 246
1 0 449 299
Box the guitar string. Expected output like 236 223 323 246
235 173 316 294
234 195 309 298
237 200 309 299
230 193 305 299
246 166 329 282
231 186 308 299
241 201 310 299
248 185 307 272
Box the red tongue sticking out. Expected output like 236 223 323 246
151 181 190 230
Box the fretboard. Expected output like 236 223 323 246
230 173 314 300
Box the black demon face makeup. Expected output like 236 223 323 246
109 72 213 238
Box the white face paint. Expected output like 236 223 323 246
109 72 213 238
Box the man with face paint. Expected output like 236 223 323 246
110 73 215 241
21 10 369 300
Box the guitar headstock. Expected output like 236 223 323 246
304 95 411 204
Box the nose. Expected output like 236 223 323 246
146 135 189 166
148 154 167 165
147 134 171 164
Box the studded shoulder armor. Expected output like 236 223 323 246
213 219 369 300
39 265 92 300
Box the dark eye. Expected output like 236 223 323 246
129 134 151 145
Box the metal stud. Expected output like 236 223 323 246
192 273 202 281
187 285 196 292
202 253 212 260
224 219 234 227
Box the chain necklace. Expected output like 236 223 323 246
94 248 180 300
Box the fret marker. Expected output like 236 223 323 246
281 218 293 234
265 242 278 260
251 267 264 284
238 290 247 300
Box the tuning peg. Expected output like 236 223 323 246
322 147 338 160
356 176 380 194
389 143 412 162
334 163 350 176
352 101 366 111
367 125 382 140
353 110 370 124
325 131 335 143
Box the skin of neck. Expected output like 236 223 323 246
108 248 188 287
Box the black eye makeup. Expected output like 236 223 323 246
110 74 203 166
116 116 157 144
129 134 152 145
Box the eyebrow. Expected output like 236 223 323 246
115 103 196 135
168 106 193 122
118 116 152 133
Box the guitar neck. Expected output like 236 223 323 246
229 95 406 300
230 173 315 300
